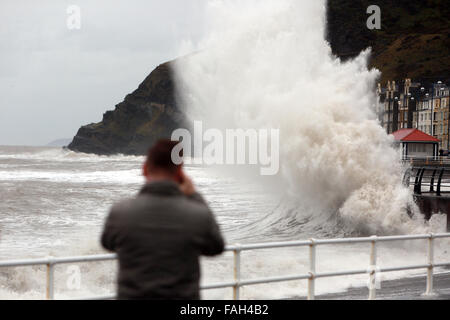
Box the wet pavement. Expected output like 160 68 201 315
315 271 450 300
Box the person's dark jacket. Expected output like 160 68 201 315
101 180 225 300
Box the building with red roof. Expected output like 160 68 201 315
392 128 440 158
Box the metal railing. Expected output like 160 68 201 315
403 156 450 167
405 166 450 196
1 233 449 300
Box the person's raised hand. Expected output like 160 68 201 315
179 170 196 196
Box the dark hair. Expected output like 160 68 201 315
146 139 182 173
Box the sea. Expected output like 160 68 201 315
0 146 448 299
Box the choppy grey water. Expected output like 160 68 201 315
0 146 283 259
0 146 448 299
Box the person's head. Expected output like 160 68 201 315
143 139 183 183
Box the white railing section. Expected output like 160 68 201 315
1 233 449 300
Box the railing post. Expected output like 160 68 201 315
233 246 241 300
414 168 423 194
425 234 434 295
417 168 425 195
307 239 316 300
46 258 55 300
437 168 445 196
368 236 377 300
430 169 437 192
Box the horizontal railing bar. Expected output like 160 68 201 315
230 234 450 250
314 234 437 245
315 269 368 278
52 254 117 264
240 274 310 286
200 281 237 290
202 274 313 290
312 264 445 279
314 238 373 245
0 258 53 267
0 254 117 268
227 240 312 251
379 264 430 273
376 235 435 242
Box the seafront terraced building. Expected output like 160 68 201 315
378 79 450 150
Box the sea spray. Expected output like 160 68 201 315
1 1 448 300
173 0 428 235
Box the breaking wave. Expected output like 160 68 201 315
173 0 431 236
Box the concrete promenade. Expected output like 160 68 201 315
314 270 450 300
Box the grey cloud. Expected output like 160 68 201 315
0 0 207 146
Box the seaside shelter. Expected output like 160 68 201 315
392 128 440 158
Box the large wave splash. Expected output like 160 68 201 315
173 0 430 235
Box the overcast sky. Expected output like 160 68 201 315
0 0 207 146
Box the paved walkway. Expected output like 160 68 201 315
314 271 450 300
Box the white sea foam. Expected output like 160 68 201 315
0 169 143 184
1 0 449 300
0 147 145 163
173 0 430 236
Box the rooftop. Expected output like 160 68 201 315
392 128 440 143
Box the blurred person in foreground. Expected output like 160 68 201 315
101 139 225 300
